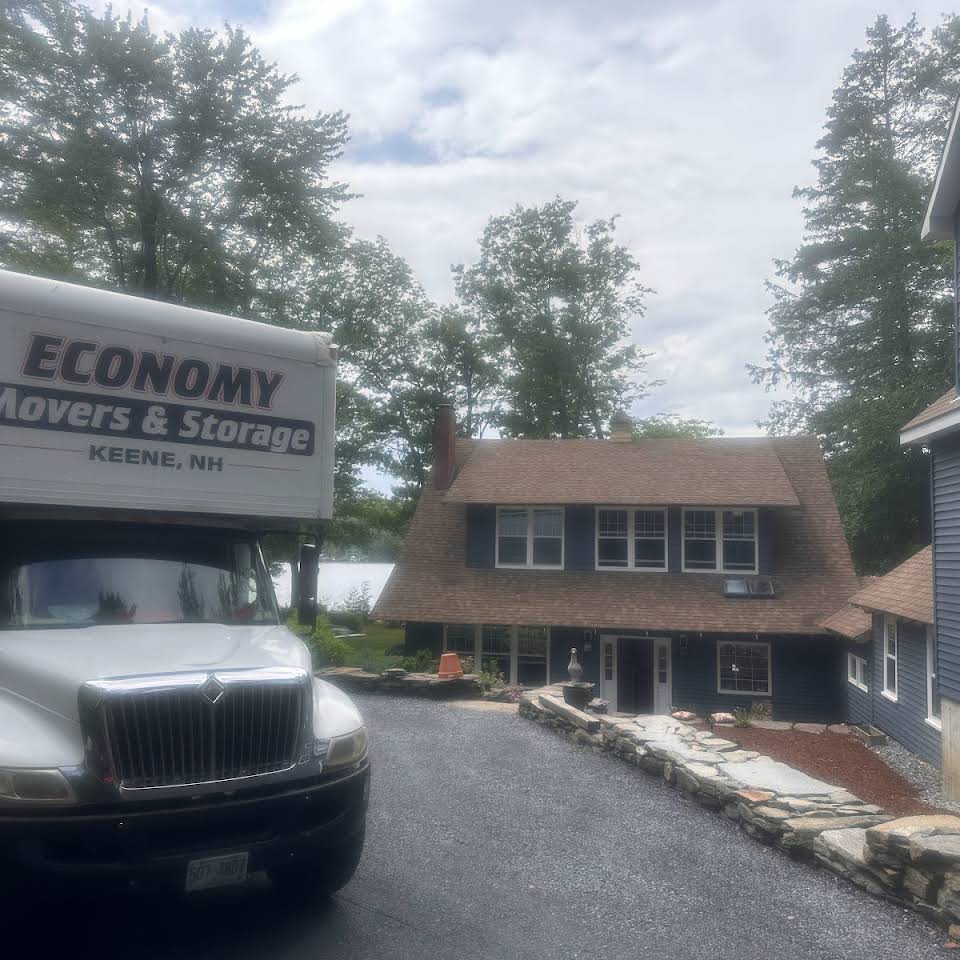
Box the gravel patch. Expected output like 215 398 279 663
871 737 960 813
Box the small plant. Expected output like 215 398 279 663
478 659 504 692
732 708 752 728
506 684 524 702
398 648 439 673
460 656 475 675
287 612 352 667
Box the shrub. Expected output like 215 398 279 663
287 613 351 668
460 656 475 675
398 648 439 674
326 610 365 633
732 708 752 728
478 660 504 692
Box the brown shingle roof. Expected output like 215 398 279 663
849 546 934 625
819 604 871 640
901 388 958 434
373 436 859 635
443 438 800 507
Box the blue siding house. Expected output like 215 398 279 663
899 99 960 796
374 405 861 722
823 547 939 765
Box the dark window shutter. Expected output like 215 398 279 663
667 507 682 572
465 505 496 568
758 508 774 575
565 506 595 570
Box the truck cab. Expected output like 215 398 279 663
0 271 367 896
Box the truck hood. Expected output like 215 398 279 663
0 622 312 724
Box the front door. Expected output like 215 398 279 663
618 638 654 714
653 638 672 715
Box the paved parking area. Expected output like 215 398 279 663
7 694 950 959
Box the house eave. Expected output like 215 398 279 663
900 404 960 446
922 94 960 240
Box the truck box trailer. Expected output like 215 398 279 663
0 270 368 898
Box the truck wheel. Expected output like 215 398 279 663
269 828 365 898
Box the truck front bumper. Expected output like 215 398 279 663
0 761 370 890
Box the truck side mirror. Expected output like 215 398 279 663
297 542 320 628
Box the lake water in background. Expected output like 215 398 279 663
273 562 395 610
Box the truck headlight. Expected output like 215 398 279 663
322 727 368 771
0 768 75 804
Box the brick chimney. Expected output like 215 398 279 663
432 403 456 490
609 409 634 442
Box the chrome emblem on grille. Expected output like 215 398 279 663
200 674 225 704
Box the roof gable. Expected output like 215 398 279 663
443 437 801 507
849 545 933 625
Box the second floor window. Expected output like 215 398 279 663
596 508 667 570
682 508 758 574
496 507 564 569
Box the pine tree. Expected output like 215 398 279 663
751 15 958 571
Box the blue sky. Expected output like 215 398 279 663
104 0 953 441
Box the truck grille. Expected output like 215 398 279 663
94 674 306 790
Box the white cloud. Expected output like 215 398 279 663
101 0 948 436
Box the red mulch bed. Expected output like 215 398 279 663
722 727 938 817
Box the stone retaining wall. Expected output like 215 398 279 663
317 666 483 698
520 687 960 932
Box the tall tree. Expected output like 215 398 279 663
751 15 958 572
0 1 349 320
454 198 653 439
424 306 501 439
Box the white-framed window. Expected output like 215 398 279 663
847 652 868 692
445 624 478 662
927 625 941 729
595 507 667 570
882 616 898 701
682 508 758 574
496 507 564 569
717 640 771 695
443 623 550 687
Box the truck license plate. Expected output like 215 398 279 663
185 852 249 892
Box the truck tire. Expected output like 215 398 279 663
269 828 365 898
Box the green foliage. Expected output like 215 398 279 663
397 648 439 673
751 15 960 572
455 197 654 439
337 582 372 617
326 610 365 633
287 613 351 668
478 659 504 692
0 2 348 312
732 708 752 728
632 415 724 439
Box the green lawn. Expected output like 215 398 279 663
342 621 406 673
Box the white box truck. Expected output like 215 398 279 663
0 269 369 897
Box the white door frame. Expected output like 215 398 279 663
599 634 672 715
653 637 672 715
599 634 619 712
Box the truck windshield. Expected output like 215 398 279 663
0 524 279 629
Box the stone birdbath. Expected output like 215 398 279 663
560 648 595 710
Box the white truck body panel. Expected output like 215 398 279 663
0 270 336 520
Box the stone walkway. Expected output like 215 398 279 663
519 686 960 933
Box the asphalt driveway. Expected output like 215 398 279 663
7 694 951 959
